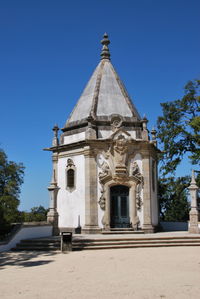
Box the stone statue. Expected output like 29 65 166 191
99 161 111 181
113 134 128 168
131 161 142 182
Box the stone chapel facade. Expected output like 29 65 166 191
46 34 159 234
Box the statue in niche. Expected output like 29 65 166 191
131 161 142 182
113 134 128 168
131 161 143 211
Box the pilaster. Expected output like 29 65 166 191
82 148 101 234
142 151 154 233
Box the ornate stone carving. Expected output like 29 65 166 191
113 134 129 176
111 115 122 131
131 161 143 210
98 132 144 216
131 161 143 182
98 160 111 210
98 187 106 210
136 183 142 211
99 161 111 181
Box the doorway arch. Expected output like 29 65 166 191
110 185 130 228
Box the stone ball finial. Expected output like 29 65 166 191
100 33 111 60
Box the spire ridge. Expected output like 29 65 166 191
101 33 110 60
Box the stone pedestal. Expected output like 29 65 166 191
189 210 199 234
47 183 60 235
47 209 59 235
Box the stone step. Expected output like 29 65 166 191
102 230 144 234
20 239 60 243
18 241 60 246
11 235 200 251
15 243 59 248
73 236 200 243
72 239 200 246
12 246 60 251
72 242 200 250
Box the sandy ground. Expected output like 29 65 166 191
0 247 200 299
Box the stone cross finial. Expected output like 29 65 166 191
101 33 111 60
52 124 59 146
151 127 157 140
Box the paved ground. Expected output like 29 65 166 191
0 245 200 299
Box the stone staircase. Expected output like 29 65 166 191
12 237 61 251
11 234 200 251
72 235 200 250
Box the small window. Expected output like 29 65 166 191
67 169 75 188
66 158 76 191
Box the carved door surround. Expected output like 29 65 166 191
102 178 139 231
97 127 144 230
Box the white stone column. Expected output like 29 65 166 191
47 152 59 235
189 170 199 234
82 148 101 234
142 152 154 233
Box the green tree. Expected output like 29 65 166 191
157 79 200 176
22 205 48 222
0 149 25 236
159 176 190 221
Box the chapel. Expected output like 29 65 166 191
46 33 159 234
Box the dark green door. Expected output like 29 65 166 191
110 185 130 228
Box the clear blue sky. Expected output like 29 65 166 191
0 0 199 211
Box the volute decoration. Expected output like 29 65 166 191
99 161 111 181
131 161 143 210
98 161 111 211
99 186 106 210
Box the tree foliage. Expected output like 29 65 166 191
20 206 48 222
159 176 190 222
157 79 200 176
0 149 25 236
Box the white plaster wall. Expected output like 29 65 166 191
57 154 85 228
98 129 112 139
130 154 143 227
150 157 159 226
126 130 136 139
0 225 52 252
63 132 85 144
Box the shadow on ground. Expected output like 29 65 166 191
0 251 60 269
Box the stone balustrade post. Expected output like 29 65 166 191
188 170 199 234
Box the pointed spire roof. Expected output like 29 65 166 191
64 34 141 129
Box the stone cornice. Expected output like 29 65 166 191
44 138 160 156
